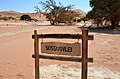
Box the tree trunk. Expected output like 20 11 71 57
50 21 55 25
111 19 116 29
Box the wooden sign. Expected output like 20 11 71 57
32 29 94 79
41 42 81 56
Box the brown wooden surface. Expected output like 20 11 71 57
34 30 39 79
32 34 94 40
41 42 81 56
32 54 93 63
81 28 88 79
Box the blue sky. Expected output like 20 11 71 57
0 0 91 13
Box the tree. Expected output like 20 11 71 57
8 16 15 20
2 16 9 21
35 0 79 25
87 0 120 29
87 10 104 27
81 16 89 23
20 14 31 21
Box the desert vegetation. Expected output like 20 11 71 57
20 14 31 21
35 0 80 25
0 15 15 21
0 0 120 29
86 0 120 29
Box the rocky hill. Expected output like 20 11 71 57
0 9 86 21
74 9 86 17
0 10 46 21
0 10 22 18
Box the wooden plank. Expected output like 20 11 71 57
32 54 93 63
81 28 88 79
41 42 81 56
32 34 94 40
34 30 39 79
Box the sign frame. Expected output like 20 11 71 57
32 28 94 79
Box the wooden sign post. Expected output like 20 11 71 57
34 30 39 79
32 28 94 79
82 28 88 79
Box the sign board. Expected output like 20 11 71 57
41 42 81 56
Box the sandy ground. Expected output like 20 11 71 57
0 22 120 79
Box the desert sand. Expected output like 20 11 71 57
0 22 120 79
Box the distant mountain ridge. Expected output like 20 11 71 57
0 10 22 18
73 9 86 17
0 9 86 20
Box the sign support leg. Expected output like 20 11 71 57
34 30 39 79
81 28 88 79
